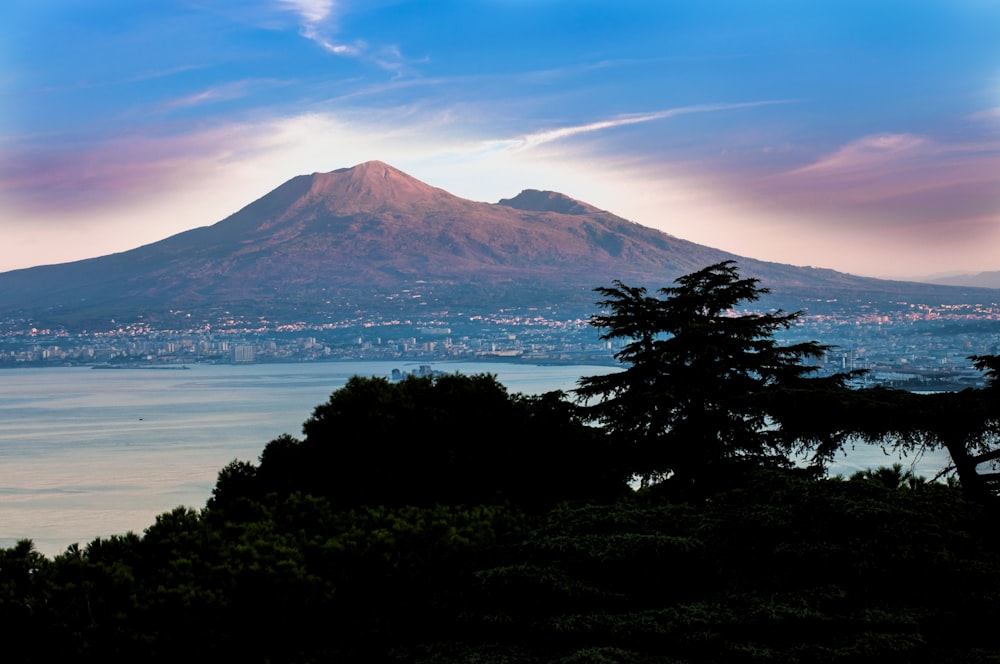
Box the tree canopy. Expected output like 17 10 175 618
210 372 625 513
576 260 853 488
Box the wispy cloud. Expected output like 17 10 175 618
497 101 791 152
157 79 283 112
279 0 333 25
276 0 414 71
786 133 931 177
27 66 204 96
735 131 1000 238
777 133 1000 195
0 126 247 207
277 0 361 55
968 107 1000 122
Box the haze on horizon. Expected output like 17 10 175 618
2 1 999 280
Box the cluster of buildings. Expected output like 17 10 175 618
0 316 606 367
787 302 1000 388
2 299 998 389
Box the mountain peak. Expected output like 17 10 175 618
329 160 408 182
497 189 603 215
305 161 456 213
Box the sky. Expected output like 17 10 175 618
2 1 999 280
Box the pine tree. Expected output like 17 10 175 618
576 261 840 488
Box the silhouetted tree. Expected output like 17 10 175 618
577 261 852 488
772 351 1000 499
211 373 624 512
839 355 1000 499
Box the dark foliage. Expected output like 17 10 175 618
576 261 855 489
7 470 1000 663
434 470 1000 663
210 372 626 513
4 262 1000 662
776 358 1000 498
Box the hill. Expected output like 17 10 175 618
927 271 1000 289
0 161 995 329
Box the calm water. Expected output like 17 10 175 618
0 361 948 556
0 362 617 554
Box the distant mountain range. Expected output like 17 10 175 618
0 161 996 329
925 272 1000 289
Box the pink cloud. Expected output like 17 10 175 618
747 133 1000 226
969 107 1000 122
0 124 263 218
787 134 930 177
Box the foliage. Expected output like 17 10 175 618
1 500 532 662
6 413 1000 663
211 372 626 512
6 262 1000 662
449 470 1000 663
849 463 927 490
576 260 851 488
788 358 1000 498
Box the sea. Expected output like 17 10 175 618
0 361 950 556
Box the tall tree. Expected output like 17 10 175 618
576 261 847 488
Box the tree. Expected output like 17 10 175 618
834 355 1000 500
576 261 847 488
210 373 624 512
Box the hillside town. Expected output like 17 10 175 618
2 297 999 390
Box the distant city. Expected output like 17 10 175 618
3 297 998 391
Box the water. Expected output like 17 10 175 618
0 361 616 555
0 361 950 556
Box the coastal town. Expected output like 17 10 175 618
3 297 999 390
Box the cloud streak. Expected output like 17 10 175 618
969 107 1000 122
701 130 1000 266
774 133 1000 204
279 0 333 25
786 134 931 178
274 0 413 71
502 102 792 151
156 79 284 112
278 0 362 56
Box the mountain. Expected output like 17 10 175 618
0 160 996 328
926 271 1000 289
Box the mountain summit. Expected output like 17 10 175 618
301 160 460 214
0 161 992 328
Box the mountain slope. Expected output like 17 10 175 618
0 161 995 328
927 271 1000 289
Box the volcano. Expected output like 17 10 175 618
0 161 994 328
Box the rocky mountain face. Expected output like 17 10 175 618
0 161 995 328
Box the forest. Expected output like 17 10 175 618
3 261 1000 663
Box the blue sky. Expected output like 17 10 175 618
2 1 998 278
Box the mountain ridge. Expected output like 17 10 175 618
926 271 1000 290
497 189 606 216
0 161 996 329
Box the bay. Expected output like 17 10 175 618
1 361 949 556
0 361 614 555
